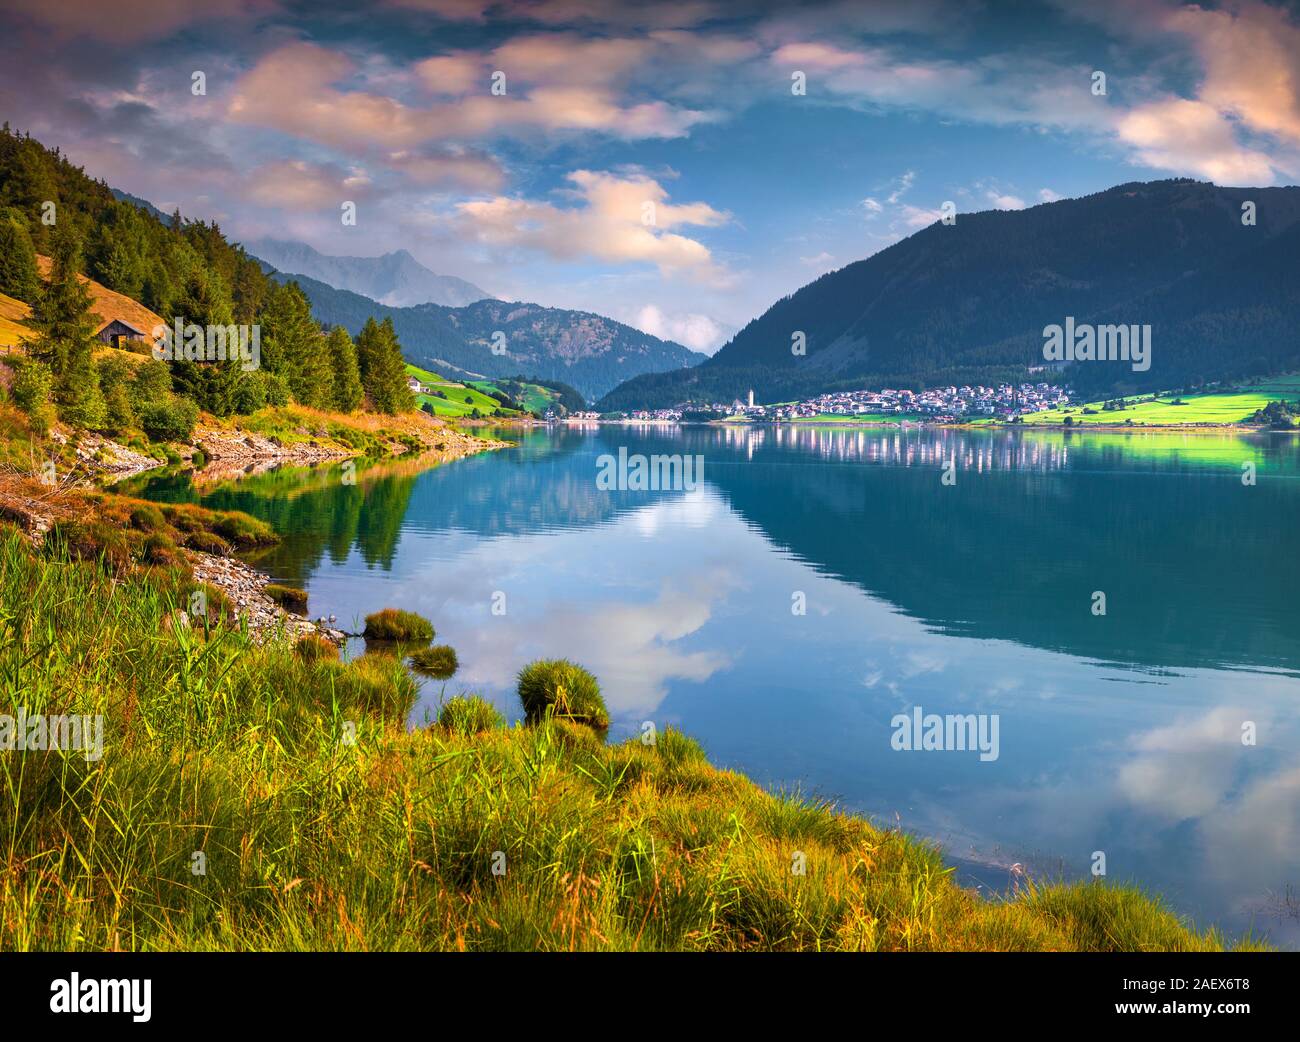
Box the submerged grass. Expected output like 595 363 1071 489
0 527 1267 951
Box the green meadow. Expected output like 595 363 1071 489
405 365 566 419
1021 383 1300 427
405 364 518 418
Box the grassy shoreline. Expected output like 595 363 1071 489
0 515 1268 951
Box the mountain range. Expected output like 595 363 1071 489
598 179 1300 410
247 238 492 308
266 268 705 401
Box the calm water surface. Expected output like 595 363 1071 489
127 425 1300 947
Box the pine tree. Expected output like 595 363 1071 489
0 207 39 302
26 225 97 378
355 316 382 393
168 266 240 416
260 281 324 406
98 240 143 299
327 325 363 413
297 327 335 410
357 316 413 414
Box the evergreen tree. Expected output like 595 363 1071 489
297 326 334 410
0 207 39 302
355 316 380 391
327 325 363 413
357 316 413 414
98 240 143 299
26 225 97 378
168 265 240 416
260 281 325 406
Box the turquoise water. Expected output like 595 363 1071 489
127 424 1300 947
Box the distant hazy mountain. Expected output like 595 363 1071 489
268 269 705 401
111 188 171 224
249 238 492 308
598 179 1300 410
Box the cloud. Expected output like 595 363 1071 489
388 0 719 29
1166 1 1300 146
228 43 431 150
242 160 372 210
0 0 276 44
769 42 1116 136
1038 188 1062 203
229 39 711 154
386 147 505 190
634 304 728 352
452 169 731 282
1117 97 1278 185
986 191 1026 210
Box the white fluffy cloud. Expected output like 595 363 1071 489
453 169 731 283
634 304 728 352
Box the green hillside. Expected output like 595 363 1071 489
406 363 520 418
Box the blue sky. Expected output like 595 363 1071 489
1 0 1298 352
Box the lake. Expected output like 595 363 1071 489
125 424 1300 948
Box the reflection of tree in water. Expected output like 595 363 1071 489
354 476 413 570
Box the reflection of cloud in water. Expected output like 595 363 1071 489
1202 766 1300 897
1118 705 1256 822
425 492 741 719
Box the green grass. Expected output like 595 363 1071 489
1022 386 1300 426
0 527 1268 951
362 607 435 644
467 379 562 415
405 364 519 418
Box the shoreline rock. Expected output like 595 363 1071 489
188 549 347 645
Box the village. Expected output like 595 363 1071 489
600 381 1071 424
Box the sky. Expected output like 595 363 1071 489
1 0 1299 353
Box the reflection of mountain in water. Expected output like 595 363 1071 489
126 430 679 586
682 425 1300 675
130 424 1300 675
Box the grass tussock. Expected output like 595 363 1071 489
437 694 504 736
411 644 458 679
0 528 1264 952
518 658 609 730
363 607 434 644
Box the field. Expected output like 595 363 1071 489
468 378 562 415
0 292 31 350
1021 382 1300 427
406 363 520 418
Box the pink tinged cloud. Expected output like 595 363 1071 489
229 39 710 153
453 170 730 283
1117 97 1277 186
243 160 371 210
1166 2 1300 146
